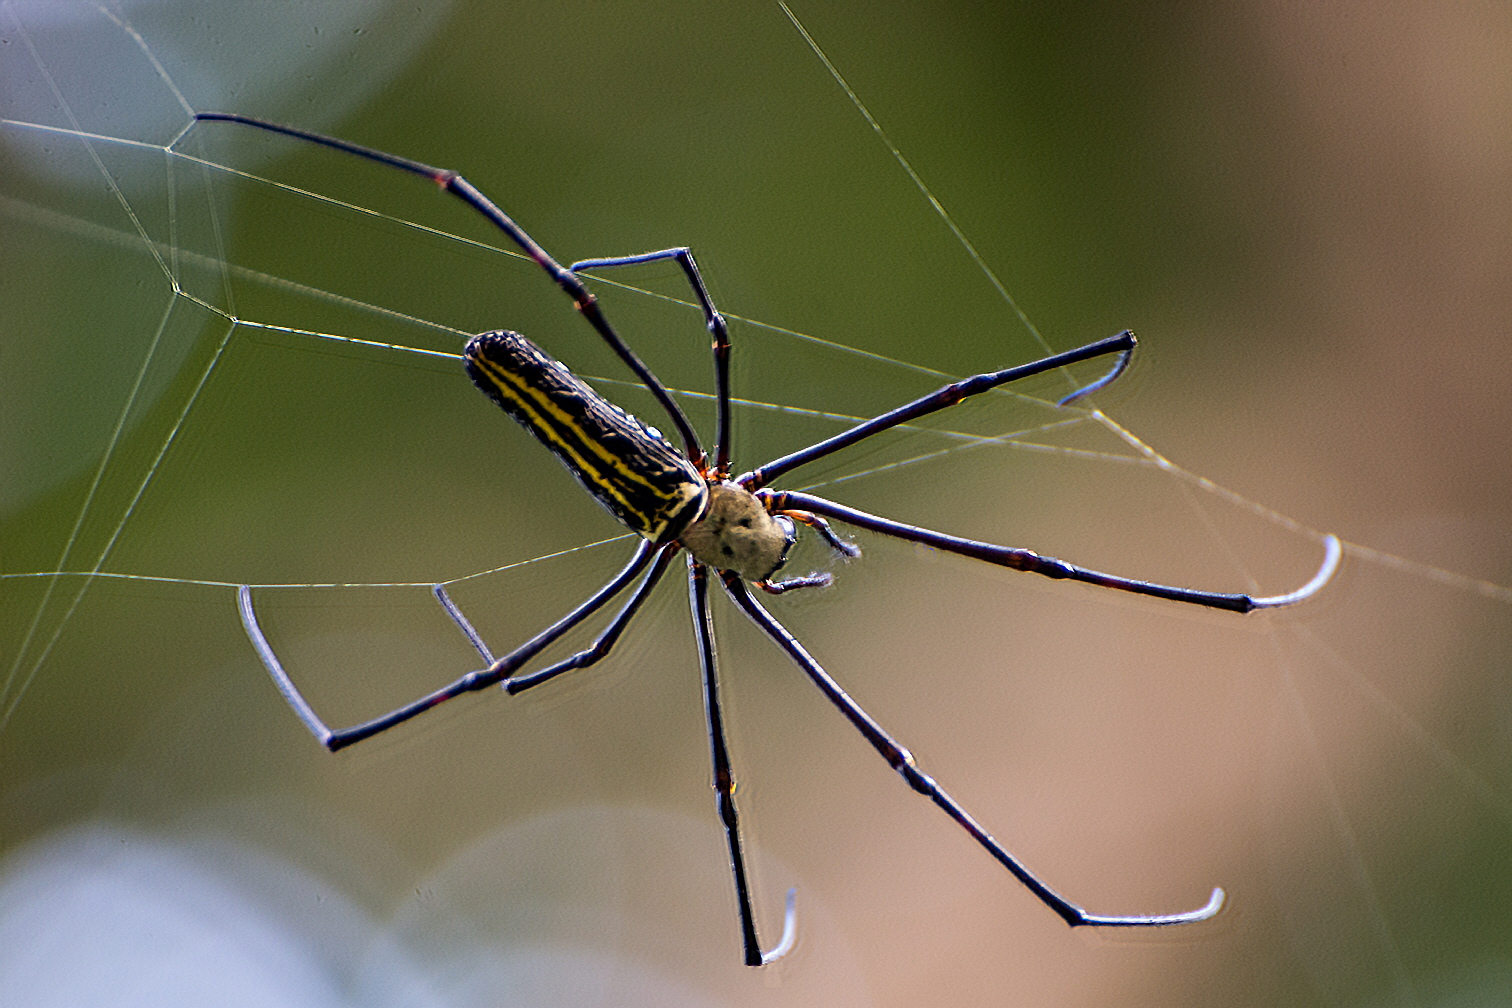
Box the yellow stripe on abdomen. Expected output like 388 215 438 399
465 330 707 543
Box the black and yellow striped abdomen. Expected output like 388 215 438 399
465 330 708 543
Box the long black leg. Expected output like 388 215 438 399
738 331 1136 490
503 542 680 694
719 572 1225 928
690 561 798 965
572 249 734 474
186 113 705 467
761 490 1343 614
239 540 659 751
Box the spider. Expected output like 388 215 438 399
196 112 1342 967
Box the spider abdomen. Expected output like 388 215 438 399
465 330 707 544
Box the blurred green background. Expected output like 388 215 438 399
3 2 1510 1006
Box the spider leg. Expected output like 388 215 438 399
239 540 660 751
719 572 1225 929
187 113 704 466
756 573 835 595
773 509 862 558
738 331 1136 490
1055 342 1132 406
571 249 734 473
761 490 1342 613
502 542 681 694
690 561 799 966
433 583 496 663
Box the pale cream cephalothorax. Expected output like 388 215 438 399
680 481 794 582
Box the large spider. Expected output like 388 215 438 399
201 113 1341 966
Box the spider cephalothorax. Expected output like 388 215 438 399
680 481 794 583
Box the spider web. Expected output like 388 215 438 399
3 3 1511 1007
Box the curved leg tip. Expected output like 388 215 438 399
1251 534 1342 609
757 888 799 966
1076 885 1225 928
1056 345 1133 406
1176 886 1226 924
